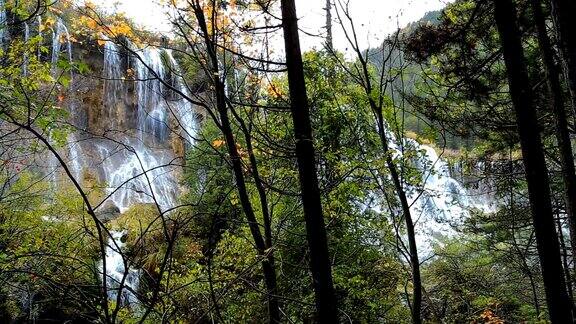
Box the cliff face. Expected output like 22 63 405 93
69 40 188 146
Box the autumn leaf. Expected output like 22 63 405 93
212 139 225 148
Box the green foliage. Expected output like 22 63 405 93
0 173 101 321
422 202 545 323
0 0 567 322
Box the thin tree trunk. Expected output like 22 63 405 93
333 5 422 320
509 148 541 317
217 82 281 324
493 0 573 322
549 0 576 115
325 0 333 51
531 0 576 300
280 0 338 322
555 210 574 301
348 29 422 323
375 109 422 324
231 107 281 318
192 3 281 322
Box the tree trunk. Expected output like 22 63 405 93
325 0 333 51
531 0 576 299
549 0 576 115
337 7 422 321
192 4 281 323
556 209 574 301
280 0 339 322
216 81 281 324
375 109 422 324
493 0 573 322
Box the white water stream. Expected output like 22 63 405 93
99 230 140 306
51 17 72 73
0 0 7 47
409 142 495 253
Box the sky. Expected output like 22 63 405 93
95 0 452 51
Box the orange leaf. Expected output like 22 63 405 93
212 139 225 148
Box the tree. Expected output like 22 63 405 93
549 0 576 115
280 0 338 321
325 0 333 51
492 0 573 321
530 0 576 295
332 2 423 322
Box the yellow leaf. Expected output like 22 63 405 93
212 139 225 148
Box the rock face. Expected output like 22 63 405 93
69 38 196 150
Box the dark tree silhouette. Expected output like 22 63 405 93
280 0 338 321
493 0 573 322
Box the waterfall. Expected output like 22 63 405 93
375 127 495 254
69 42 197 217
99 230 140 306
409 141 495 253
1 15 198 310
51 17 72 73
67 136 83 182
37 16 42 60
134 47 169 142
165 50 198 145
103 41 125 130
23 22 29 76
0 0 7 47
94 139 178 213
89 42 201 306
96 41 181 213
43 17 83 184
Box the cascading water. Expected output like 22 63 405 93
409 141 495 253
99 230 140 306
0 0 7 47
96 41 184 213
134 47 169 142
51 17 72 73
23 22 29 76
376 126 496 255
94 138 178 213
36 16 42 60
165 50 198 145
43 17 75 188
59 40 197 306
103 41 126 130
